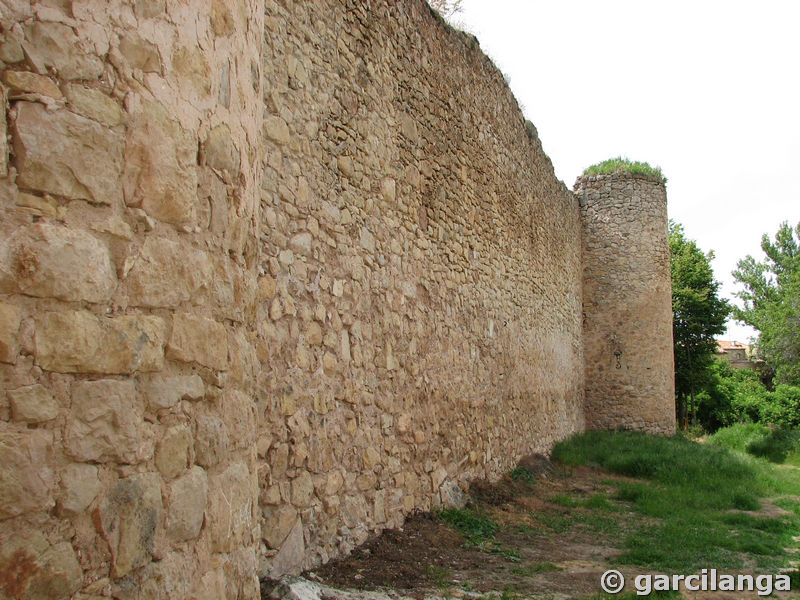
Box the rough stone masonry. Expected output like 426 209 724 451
0 1 673 598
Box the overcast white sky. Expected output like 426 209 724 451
452 0 800 342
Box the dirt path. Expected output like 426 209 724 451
300 462 640 599
261 459 797 600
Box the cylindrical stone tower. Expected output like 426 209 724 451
575 171 675 434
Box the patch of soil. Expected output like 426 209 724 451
306 461 635 599
312 512 480 591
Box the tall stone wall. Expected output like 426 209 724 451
576 173 675 434
255 0 584 577
0 1 675 598
0 1 266 598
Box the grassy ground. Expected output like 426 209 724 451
310 430 800 599
552 430 800 574
709 423 800 466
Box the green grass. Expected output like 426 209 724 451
552 430 800 572
425 563 451 589
510 562 562 576
439 506 498 545
710 423 800 466
581 157 666 183
509 466 536 484
708 422 771 453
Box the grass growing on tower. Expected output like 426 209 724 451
582 157 666 183
552 430 800 572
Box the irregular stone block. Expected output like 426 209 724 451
194 415 229 469
23 21 104 79
265 115 290 145
261 505 297 549
141 374 205 409
290 471 314 508
203 123 239 174
167 313 228 370
207 462 253 553
126 237 213 308
211 0 235 37
8 383 59 423
440 481 469 510
167 466 208 542
65 379 142 463
15 192 57 218
0 530 82 598
119 32 161 73
0 301 22 363
269 519 304 577
63 83 125 127
0 223 116 303
35 311 166 374
289 232 312 257
0 428 54 519
221 389 256 450
154 425 191 479
123 100 197 226
1 69 63 99
12 102 123 204
172 46 211 97
59 463 102 514
97 473 162 578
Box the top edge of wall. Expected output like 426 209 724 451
415 0 569 196
573 172 667 189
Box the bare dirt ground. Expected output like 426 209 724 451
302 461 640 599
265 458 799 600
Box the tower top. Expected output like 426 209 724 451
574 157 666 189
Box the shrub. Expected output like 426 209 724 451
761 385 800 427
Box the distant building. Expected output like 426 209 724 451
716 340 757 370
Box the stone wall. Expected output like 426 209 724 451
0 1 672 598
576 173 675 434
254 0 584 578
0 1 265 598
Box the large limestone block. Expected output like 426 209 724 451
141 374 205 409
2 69 63 99
59 463 102 514
207 462 253 553
63 83 125 127
35 310 166 374
125 237 213 308
0 301 22 363
12 102 124 204
166 466 208 542
123 100 197 226
0 428 54 519
167 313 228 370
96 473 162 578
0 223 116 302
261 505 297 549
0 528 82 598
154 425 191 479
202 123 239 174
194 415 229 468
269 519 304 577
221 389 256 450
8 383 59 423
23 21 104 80
65 379 142 463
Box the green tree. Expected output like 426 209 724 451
733 222 800 385
670 222 731 427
